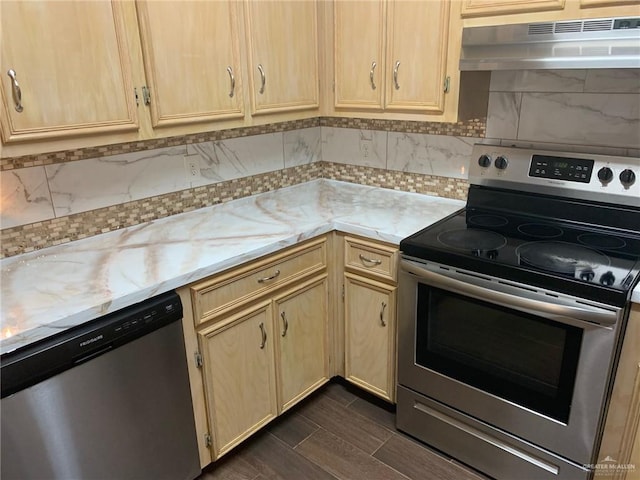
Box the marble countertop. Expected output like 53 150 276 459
0 179 465 355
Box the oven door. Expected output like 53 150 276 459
397 257 624 466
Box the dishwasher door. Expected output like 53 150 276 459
1 292 201 480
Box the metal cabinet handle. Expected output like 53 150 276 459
257 64 265 94
393 61 401 90
226 66 235 98
259 322 267 349
7 69 23 112
379 302 387 326
142 86 151 105
257 269 280 283
359 254 382 266
280 311 289 337
369 61 377 90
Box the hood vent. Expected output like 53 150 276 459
460 17 640 71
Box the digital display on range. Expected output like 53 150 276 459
529 155 594 183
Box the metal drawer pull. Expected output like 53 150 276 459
369 61 377 90
257 64 265 94
379 302 387 326
281 311 289 337
259 322 267 349
393 61 401 90
7 69 23 112
257 269 280 283
226 66 235 98
359 254 382 266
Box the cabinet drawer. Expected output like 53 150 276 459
344 236 397 282
191 237 327 325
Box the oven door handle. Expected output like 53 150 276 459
401 260 620 328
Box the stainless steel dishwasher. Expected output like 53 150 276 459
1 291 201 480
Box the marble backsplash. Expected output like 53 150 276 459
1 68 638 256
486 69 640 154
1 126 475 232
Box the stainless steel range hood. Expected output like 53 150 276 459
460 17 640 70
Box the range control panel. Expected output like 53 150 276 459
469 145 640 207
528 155 594 183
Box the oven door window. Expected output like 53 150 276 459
416 285 583 423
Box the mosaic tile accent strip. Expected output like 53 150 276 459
1 163 320 258
1 116 485 171
1 161 468 258
322 162 469 201
1 118 321 171
319 117 486 138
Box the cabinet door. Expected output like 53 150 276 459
344 273 397 402
275 276 329 412
460 0 565 17
334 1 386 110
0 1 137 143
580 0 640 6
385 1 450 113
136 1 244 128
198 301 277 459
598 304 640 475
245 0 319 115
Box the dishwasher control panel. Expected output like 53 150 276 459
1 291 182 398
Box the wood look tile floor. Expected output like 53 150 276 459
197 379 489 480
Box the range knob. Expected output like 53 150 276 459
619 169 636 187
579 269 595 282
600 271 616 287
597 167 614 184
478 154 492 168
494 156 509 170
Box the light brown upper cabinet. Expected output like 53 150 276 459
135 1 245 128
244 1 320 115
0 1 138 144
460 0 565 17
461 0 640 19
580 0 640 7
334 0 451 114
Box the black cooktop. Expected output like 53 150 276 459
401 186 640 307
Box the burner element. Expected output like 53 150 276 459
468 215 508 228
517 223 563 239
577 233 626 250
516 241 610 276
438 229 507 252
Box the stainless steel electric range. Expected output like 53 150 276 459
396 145 640 480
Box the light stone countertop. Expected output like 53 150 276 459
0 179 466 355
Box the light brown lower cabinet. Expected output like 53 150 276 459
196 274 329 461
184 232 401 466
342 235 399 403
198 300 278 459
276 276 329 413
598 303 640 480
344 273 397 402
179 237 330 465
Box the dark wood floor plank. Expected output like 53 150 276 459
296 427 410 480
297 392 393 455
321 380 360 406
347 396 397 432
197 449 260 480
196 380 489 480
373 433 489 480
267 411 319 448
241 430 337 480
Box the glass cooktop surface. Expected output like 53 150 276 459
401 207 640 306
